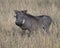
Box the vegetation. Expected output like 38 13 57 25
0 0 60 48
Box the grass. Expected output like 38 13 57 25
0 0 60 48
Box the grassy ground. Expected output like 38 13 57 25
0 0 60 48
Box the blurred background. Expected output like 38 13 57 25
0 0 60 48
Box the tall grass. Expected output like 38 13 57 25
0 0 60 48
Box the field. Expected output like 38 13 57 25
0 0 60 48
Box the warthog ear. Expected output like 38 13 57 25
14 15 16 17
22 10 27 13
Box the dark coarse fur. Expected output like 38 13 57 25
14 10 52 37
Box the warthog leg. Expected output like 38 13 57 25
21 30 26 36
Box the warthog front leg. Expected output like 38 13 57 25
21 30 26 36
27 29 33 37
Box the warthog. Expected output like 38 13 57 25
14 10 52 37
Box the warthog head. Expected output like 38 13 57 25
14 10 27 26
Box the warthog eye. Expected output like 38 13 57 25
22 19 25 24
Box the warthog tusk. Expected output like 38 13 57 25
22 19 25 24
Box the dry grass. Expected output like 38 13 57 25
0 0 60 48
